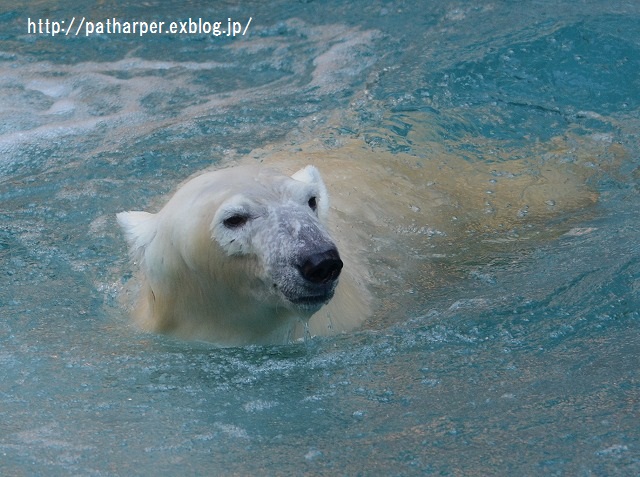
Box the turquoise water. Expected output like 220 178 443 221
1 1 639 475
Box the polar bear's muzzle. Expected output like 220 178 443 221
282 247 343 311
297 248 343 284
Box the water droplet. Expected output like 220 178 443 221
352 410 366 420
302 321 312 344
305 448 323 461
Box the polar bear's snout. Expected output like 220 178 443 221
298 248 343 284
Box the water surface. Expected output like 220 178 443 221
1 1 638 475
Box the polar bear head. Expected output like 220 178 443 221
210 165 342 309
117 165 343 345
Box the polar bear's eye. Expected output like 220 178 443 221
308 196 317 211
223 214 248 229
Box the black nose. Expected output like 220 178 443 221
298 249 343 284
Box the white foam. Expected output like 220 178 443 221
0 21 381 166
307 25 380 93
0 57 203 159
46 98 76 115
26 79 72 98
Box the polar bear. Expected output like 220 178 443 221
117 165 370 346
117 129 601 346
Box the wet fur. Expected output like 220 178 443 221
117 165 370 346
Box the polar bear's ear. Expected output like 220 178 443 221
291 165 329 219
116 211 157 262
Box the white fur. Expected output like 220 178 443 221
117 165 369 346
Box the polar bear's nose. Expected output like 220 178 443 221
298 248 343 284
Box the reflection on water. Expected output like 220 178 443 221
1 0 639 475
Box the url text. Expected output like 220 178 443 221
27 17 253 38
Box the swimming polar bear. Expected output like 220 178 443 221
117 128 602 347
117 165 370 346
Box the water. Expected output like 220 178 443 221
1 0 639 475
